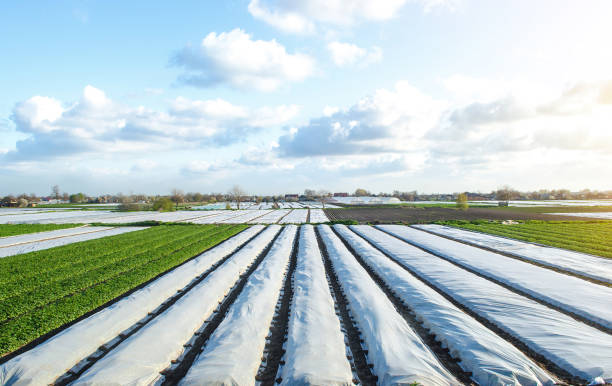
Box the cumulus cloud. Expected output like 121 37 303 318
327 42 382 67
5 85 299 161
172 28 314 91
276 78 612 180
248 0 455 33
278 81 444 157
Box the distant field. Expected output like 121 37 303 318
0 224 246 356
0 224 82 238
445 220 612 258
324 207 589 224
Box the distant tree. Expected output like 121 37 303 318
354 188 369 197
228 185 246 209
153 197 175 212
61 192 69 201
52 185 60 200
317 190 332 209
17 198 28 208
495 185 518 203
303 189 316 199
69 193 86 203
456 193 468 210
171 189 185 209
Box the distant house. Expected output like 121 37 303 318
334 192 349 197
285 194 299 201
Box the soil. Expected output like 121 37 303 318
324 207 596 224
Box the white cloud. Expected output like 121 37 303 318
248 0 455 33
172 28 315 91
5 85 299 161
278 78 612 181
279 81 444 157
327 41 382 67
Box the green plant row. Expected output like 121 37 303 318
0 226 181 285
0 227 236 321
0 224 247 355
449 222 612 258
462 223 612 249
0 224 83 238
463 223 612 247
0 226 230 299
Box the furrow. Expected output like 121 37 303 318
255 227 299 385
159 227 284 385
376 226 612 334
52 226 260 385
330 226 475 385
315 227 378 385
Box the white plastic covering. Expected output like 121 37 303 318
217 210 272 224
0 226 146 258
0 225 264 386
180 225 297 385
280 225 353 386
351 225 612 383
249 209 291 224
279 209 308 224
334 225 555 386
0 225 93 247
318 225 458 386
378 225 612 330
74 225 281 386
548 212 612 219
413 224 612 284
308 209 329 223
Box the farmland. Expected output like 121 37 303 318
1 224 610 385
443 220 612 259
324 206 591 223
0 224 246 356
0 223 81 237
0 208 331 225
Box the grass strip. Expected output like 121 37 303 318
0 224 83 238
444 221 612 258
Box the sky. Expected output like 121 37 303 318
1 0 611 196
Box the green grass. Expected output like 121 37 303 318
442 220 612 258
0 224 83 238
0 224 247 356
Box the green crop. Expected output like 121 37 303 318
444 220 612 258
0 224 82 238
0 224 247 356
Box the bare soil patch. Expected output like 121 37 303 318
324 207 594 224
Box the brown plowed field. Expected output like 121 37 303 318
324 207 596 224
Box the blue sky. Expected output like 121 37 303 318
1 0 611 196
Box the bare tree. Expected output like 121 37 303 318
495 185 518 203
316 189 332 209
52 185 60 200
228 185 246 209
171 189 185 209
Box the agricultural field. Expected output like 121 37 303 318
0 226 145 258
0 223 81 237
441 220 612 259
0 208 330 225
324 206 590 224
0 224 246 356
1 224 610 385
